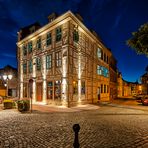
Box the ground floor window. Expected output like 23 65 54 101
54 80 61 99
73 81 78 94
81 81 85 94
47 81 53 99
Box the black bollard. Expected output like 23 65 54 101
73 124 80 148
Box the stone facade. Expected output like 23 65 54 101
17 11 117 107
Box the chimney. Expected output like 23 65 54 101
48 13 57 23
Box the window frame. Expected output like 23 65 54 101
46 54 52 69
36 57 41 71
56 27 62 42
46 32 52 46
28 41 32 54
55 51 62 67
73 30 79 42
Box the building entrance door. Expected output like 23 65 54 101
36 82 42 102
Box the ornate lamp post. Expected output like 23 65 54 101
3 74 13 98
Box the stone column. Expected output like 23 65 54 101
32 58 36 103
20 61 23 98
42 55 47 104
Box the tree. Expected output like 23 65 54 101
127 23 148 57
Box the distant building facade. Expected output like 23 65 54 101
17 11 117 107
141 73 148 95
117 72 142 97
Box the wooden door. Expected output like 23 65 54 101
36 82 42 102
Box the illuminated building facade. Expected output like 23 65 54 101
141 73 148 95
17 11 116 107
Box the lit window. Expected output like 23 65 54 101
73 81 78 94
55 52 62 67
56 27 62 42
23 45 27 56
97 66 109 77
97 48 101 58
36 57 41 70
73 30 79 42
97 65 102 75
46 54 52 69
23 63 27 74
46 32 52 46
29 60 33 73
36 38 41 49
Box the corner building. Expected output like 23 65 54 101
17 11 117 107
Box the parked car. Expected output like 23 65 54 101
136 95 148 106
141 96 148 106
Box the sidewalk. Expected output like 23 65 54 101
32 104 100 113
100 99 148 111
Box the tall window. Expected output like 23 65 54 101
56 27 62 42
104 84 106 93
73 30 79 42
23 45 27 56
36 38 41 49
23 63 27 74
36 57 41 70
97 65 102 75
101 50 103 60
101 84 103 93
97 66 109 77
73 81 78 94
46 32 52 46
29 60 33 73
46 54 52 69
97 48 102 58
104 53 106 62
28 41 32 53
56 52 62 67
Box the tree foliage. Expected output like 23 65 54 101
127 23 148 57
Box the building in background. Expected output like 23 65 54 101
141 73 148 95
17 11 117 107
0 65 18 97
117 72 142 97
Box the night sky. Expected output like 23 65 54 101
0 0 147 82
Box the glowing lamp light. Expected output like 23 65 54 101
3 75 7 80
8 75 13 80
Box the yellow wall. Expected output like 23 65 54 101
0 89 6 97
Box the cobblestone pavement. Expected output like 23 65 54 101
0 106 148 148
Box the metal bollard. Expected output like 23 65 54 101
73 124 80 148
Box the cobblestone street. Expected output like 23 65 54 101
0 105 148 148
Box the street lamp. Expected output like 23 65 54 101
3 74 13 98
